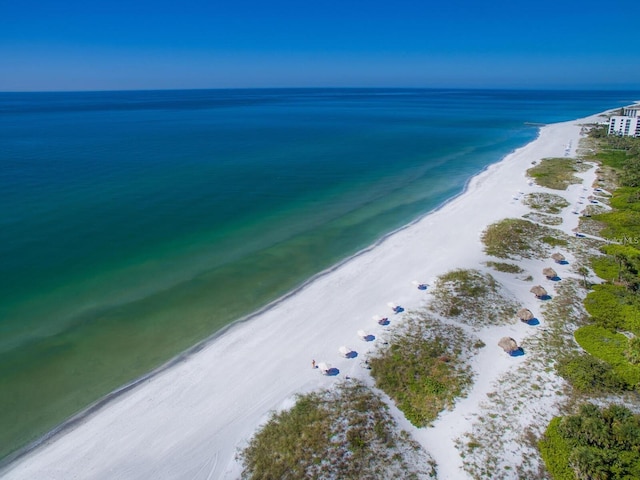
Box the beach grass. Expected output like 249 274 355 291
522 212 563 226
429 269 518 327
484 261 524 274
526 158 585 190
482 218 566 259
238 380 436 479
522 192 570 215
369 313 478 427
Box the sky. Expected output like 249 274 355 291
1 0 639 91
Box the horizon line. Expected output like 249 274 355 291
3 85 640 95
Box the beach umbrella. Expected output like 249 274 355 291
498 337 519 353
387 301 403 313
372 315 389 325
551 253 565 263
530 285 547 298
517 308 534 322
339 346 353 358
357 330 368 340
543 267 557 279
412 280 427 290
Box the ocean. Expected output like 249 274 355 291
0 88 636 460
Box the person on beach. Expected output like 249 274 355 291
312 359 316 369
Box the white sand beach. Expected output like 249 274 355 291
2 112 606 479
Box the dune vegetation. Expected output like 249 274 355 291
522 192 570 215
428 269 518 327
526 157 586 190
485 261 524 274
238 380 437 480
482 218 568 259
369 312 480 427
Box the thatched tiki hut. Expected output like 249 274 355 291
551 252 565 263
517 308 534 322
530 285 547 298
543 267 557 279
498 337 519 354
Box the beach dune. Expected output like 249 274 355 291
2 114 600 479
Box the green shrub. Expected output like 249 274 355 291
594 210 640 241
575 325 640 388
591 255 620 282
609 187 640 212
539 417 577 480
583 284 626 329
598 244 640 291
556 353 625 392
591 147 628 170
541 404 640 480
584 283 640 332
621 156 640 187
626 337 640 365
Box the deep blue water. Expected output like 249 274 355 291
0 88 636 460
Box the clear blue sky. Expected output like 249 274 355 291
1 0 639 91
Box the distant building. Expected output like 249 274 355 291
608 104 640 137
608 116 640 137
623 104 640 117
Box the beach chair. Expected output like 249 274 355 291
317 362 330 375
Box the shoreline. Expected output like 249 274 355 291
2 110 607 479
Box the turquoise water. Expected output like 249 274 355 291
0 88 636 460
